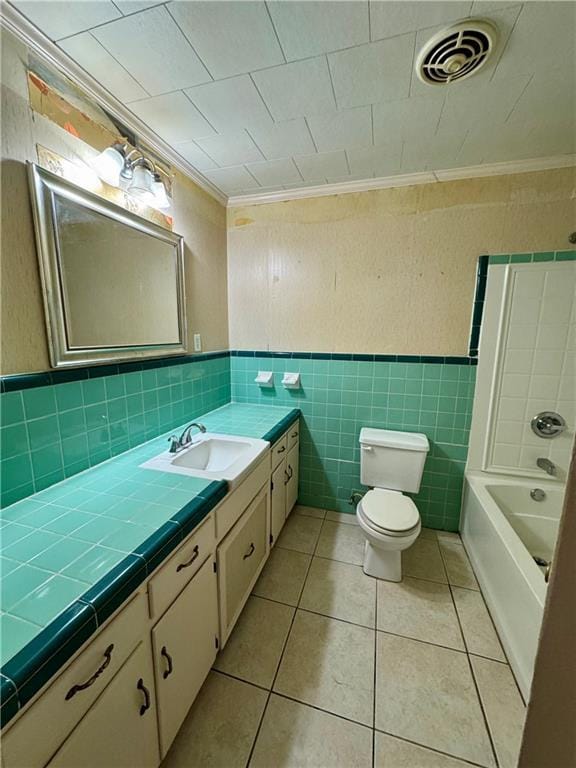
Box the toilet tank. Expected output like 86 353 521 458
359 428 430 493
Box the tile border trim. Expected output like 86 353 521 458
0 352 481 395
469 255 489 357
230 352 478 365
0 351 231 393
487 250 575 265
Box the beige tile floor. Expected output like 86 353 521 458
163 506 526 768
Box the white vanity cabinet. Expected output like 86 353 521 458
1 592 149 768
45 641 159 768
151 555 219 757
269 420 300 545
1 418 301 768
217 484 270 644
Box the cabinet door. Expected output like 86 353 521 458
218 484 269 644
270 459 287 546
285 442 299 516
152 556 218 758
47 642 159 768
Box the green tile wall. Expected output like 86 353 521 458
0 358 230 507
231 356 476 531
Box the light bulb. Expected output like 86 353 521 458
151 174 171 210
91 146 125 186
127 164 155 203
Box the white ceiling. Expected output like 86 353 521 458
9 0 576 199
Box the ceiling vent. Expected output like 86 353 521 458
416 19 498 85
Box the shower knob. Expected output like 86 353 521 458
530 411 566 439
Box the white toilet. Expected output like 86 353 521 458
356 427 430 581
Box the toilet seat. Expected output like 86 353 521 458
358 489 420 536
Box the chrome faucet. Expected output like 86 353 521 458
168 422 207 453
536 457 556 476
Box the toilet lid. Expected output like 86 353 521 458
361 489 419 532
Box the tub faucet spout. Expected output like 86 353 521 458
536 457 556 476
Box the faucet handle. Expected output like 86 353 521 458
167 436 180 454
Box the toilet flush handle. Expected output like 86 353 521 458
362 445 373 452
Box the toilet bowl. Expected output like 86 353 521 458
357 427 429 581
356 489 421 580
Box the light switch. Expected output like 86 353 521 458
193 333 202 352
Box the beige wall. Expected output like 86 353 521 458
0 30 228 375
228 169 575 355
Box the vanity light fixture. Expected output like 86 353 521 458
92 142 171 211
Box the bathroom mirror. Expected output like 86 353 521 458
28 163 187 368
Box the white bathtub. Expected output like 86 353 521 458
461 471 563 700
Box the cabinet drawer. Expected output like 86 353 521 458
218 484 269 644
287 421 300 450
148 515 215 620
2 592 147 768
214 455 269 541
46 641 159 768
270 435 287 470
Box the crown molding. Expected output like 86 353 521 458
434 154 576 181
0 2 227 206
227 154 576 207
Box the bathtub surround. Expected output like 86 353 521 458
464 251 575 698
468 251 576 482
0 355 230 508
232 354 476 531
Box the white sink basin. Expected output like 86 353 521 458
140 433 269 488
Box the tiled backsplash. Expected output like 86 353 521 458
2 351 477 530
0 357 230 508
231 355 476 531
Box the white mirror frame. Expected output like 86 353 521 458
28 163 188 368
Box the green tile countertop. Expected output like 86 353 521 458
0 403 299 727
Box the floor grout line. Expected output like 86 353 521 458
448 582 501 768
375 727 490 768
242 513 321 768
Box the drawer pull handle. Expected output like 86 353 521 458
291 431 298 438
287 465 293 480
277 445 286 454
176 544 200 572
243 542 255 560
137 678 151 716
284 470 289 485
65 644 114 700
161 646 174 679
